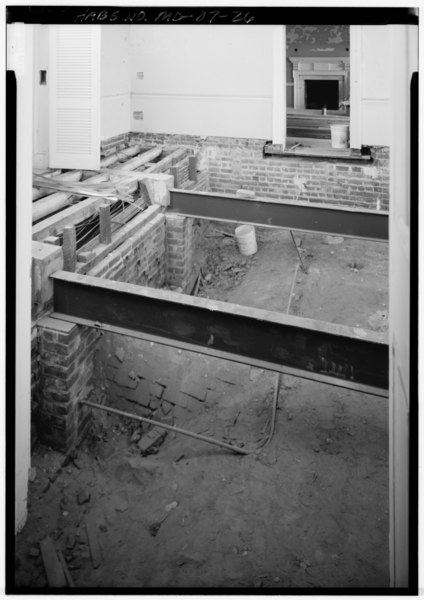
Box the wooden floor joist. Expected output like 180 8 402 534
32 170 83 201
117 146 162 171
32 172 110 223
32 146 163 223
100 144 142 168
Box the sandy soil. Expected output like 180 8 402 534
15 224 389 591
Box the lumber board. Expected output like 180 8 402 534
56 547 75 587
32 196 107 241
39 536 67 587
85 519 102 569
62 226 77 272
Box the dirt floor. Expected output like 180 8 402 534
15 224 389 590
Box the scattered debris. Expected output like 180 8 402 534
76 489 91 506
324 235 345 245
367 310 388 332
173 452 185 463
137 427 167 456
288 142 303 151
148 515 168 537
29 467 37 483
115 347 125 362
348 260 364 271
236 189 256 198
115 499 129 513
66 534 76 550
176 551 206 567
28 546 40 559
213 228 235 238
130 429 142 444
164 501 178 512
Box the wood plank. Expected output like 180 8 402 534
169 166 179 188
39 536 67 587
99 204 112 244
62 226 77 272
56 547 75 587
85 519 102 569
32 196 105 241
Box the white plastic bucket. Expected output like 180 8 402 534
235 225 257 256
330 124 349 149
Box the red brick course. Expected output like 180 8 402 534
131 132 389 211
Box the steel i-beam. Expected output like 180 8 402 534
169 189 389 242
52 271 388 397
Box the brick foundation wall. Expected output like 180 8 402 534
165 214 199 291
31 143 210 453
31 322 40 448
88 206 167 288
37 316 100 452
131 132 389 211
32 195 202 452
100 132 132 157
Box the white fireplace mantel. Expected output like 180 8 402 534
289 56 350 109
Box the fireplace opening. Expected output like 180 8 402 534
305 80 339 110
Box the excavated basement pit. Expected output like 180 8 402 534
20 159 390 589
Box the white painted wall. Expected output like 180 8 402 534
34 24 394 154
388 24 418 588
8 23 34 533
101 25 131 139
129 25 274 138
33 25 49 169
33 25 132 153
350 26 392 148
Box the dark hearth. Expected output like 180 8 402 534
305 80 339 110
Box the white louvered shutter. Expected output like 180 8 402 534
49 25 100 170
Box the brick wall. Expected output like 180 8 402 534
131 133 390 211
37 316 100 452
32 241 64 321
31 322 40 448
31 145 211 453
88 207 166 288
100 132 132 157
32 206 168 453
165 214 199 291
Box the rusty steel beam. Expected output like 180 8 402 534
52 271 388 396
169 189 389 241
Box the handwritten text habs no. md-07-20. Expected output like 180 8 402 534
74 8 256 24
